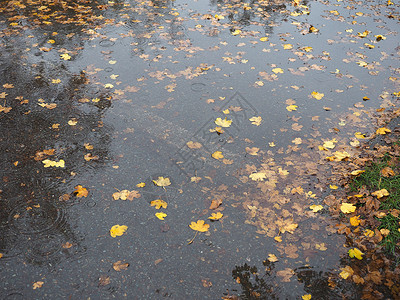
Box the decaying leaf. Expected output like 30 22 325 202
153 176 171 187
187 141 202 149
340 266 354 279
113 261 129 271
113 190 141 200
209 199 222 209
245 147 259 156
276 268 294 282
189 220 209 232
33 281 44 289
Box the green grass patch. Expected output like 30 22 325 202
350 154 400 254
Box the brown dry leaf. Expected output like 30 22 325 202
292 123 303 131
366 271 382 285
187 141 202 149
276 268 294 282
34 149 55 161
381 167 395 177
245 147 259 156
98 275 110 286
209 199 222 209
352 275 365 284
0 105 12 113
113 261 129 271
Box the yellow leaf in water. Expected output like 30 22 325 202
215 117 232 127
354 132 366 139
209 212 223 220
348 248 363 260
376 127 391 135
104 83 114 89
74 185 88 197
302 295 311 300
315 243 327 251
278 168 289 176
136 182 146 187
231 29 241 35
340 203 356 214
212 151 224 160
272 67 284 74
311 91 324 100
155 212 167 220
260 37 269 42
333 151 350 161
371 189 389 199
302 46 313 52
189 220 209 232
151 199 167 209
309 205 323 212
350 215 361 226
269 142 276 147
357 30 370 38
153 176 171 187
249 116 262 126
68 119 78 126
339 266 354 279
274 236 282 242
323 140 336 149
245 147 259 156
110 225 128 238
33 281 44 289
249 172 267 181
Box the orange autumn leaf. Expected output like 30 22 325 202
74 185 88 198
350 215 361 226
209 212 223 220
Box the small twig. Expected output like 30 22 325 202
187 231 198 245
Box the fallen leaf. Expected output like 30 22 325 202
315 243 327 251
340 203 356 214
351 170 365 176
215 117 232 127
381 167 395 177
113 261 129 271
340 266 354 279
348 248 363 260
249 116 262 126
155 212 167 220
60 53 71 60
153 176 171 187
151 199 167 209
42 159 65 168
74 185 88 198
376 127 391 135
209 199 222 209
276 268 294 282
98 275 110 286
311 91 324 100
267 254 278 262
110 225 128 237
380 228 390 236
249 172 267 181
212 151 224 159
286 104 298 111
136 182 146 187
272 67 284 74
283 44 293 50
209 212 223 220
371 189 389 199
350 215 361 226
189 220 209 232
187 141 202 149
33 281 44 289
310 205 323 212
302 295 311 300
245 147 259 156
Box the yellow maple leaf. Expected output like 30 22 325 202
311 91 324 100
364 229 374 237
302 295 311 300
153 176 171 187
209 212 223 220
74 185 88 198
354 132 366 139
151 199 167 209
155 212 167 220
350 215 361 226
310 205 323 212
376 127 391 135
371 189 389 199
136 182 146 187
189 220 209 232
215 117 232 127
340 203 356 214
110 225 128 238
249 172 267 181
333 151 350 161
280 221 298 234
212 151 224 159
348 248 363 260
339 266 354 279
286 104 298 111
